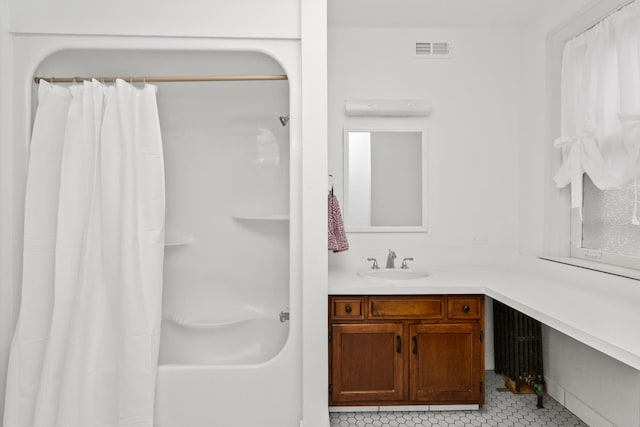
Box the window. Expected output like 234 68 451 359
571 176 640 269
554 0 640 270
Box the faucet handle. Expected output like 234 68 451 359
401 257 414 269
367 258 379 269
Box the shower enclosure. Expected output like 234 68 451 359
30 44 301 427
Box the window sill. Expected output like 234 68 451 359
538 255 640 281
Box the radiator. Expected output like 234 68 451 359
493 300 544 403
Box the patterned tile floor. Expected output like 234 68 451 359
329 371 588 427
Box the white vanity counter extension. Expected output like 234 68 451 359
329 257 640 371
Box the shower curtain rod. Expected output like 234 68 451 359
33 74 288 84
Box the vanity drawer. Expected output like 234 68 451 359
368 296 445 320
331 297 365 320
447 296 482 320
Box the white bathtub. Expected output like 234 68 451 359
154 315 299 427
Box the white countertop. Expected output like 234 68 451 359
329 258 640 371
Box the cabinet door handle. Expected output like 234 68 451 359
463 305 470 313
345 305 352 314
412 336 418 355
396 335 402 354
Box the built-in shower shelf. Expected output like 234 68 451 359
232 214 289 221
164 235 194 247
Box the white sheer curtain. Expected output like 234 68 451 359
4 79 165 427
554 0 640 223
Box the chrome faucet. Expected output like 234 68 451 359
386 249 397 268
401 257 414 269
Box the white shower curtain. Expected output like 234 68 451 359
4 79 165 427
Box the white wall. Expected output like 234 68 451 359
517 0 591 257
328 27 520 269
300 0 329 425
544 327 640 427
328 26 522 373
9 0 299 39
518 1 640 426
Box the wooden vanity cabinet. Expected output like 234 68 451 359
329 295 484 407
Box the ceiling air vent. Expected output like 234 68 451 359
415 42 451 58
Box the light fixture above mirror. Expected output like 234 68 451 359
344 99 432 117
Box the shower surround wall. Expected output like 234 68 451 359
3 1 331 426
4 36 303 427
156 53 290 366
0 0 333 423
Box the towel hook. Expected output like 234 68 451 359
328 174 334 196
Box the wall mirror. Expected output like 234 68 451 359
343 129 428 232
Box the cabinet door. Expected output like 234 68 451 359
409 323 482 403
331 323 404 403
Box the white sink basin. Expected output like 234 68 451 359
358 268 429 281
